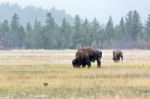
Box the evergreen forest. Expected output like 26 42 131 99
0 4 150 49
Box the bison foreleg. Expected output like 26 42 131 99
85 58 91 68
97 59 101 68
121 56 123 62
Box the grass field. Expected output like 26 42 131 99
0 50 150 99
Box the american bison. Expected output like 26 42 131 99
72 48 102 68
112 50 123 62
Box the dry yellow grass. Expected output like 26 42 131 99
0 50 150 99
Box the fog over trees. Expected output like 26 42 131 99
0 3 74 25
0 4 150 49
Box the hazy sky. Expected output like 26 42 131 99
0 0 150 24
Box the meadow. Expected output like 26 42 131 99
0 50 150 99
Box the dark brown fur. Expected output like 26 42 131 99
112 50 123 62
72 48 102 68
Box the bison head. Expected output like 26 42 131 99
72 58 81 68
112 57 117 62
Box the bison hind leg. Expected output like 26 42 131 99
97 59 101 68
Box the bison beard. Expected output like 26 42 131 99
72 58 91 68
72 48 102 68
113 50 123 62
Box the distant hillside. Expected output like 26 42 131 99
0 3 74 25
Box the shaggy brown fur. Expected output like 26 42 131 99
113 50 123 62
72 48 102 68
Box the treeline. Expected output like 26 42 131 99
0 10 150 49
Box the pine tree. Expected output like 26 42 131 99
91 18 102 48
43 12 58 49
25 23 33 49
132 10 142 41
0 20 10 49
118 17 126 38
10 13 20 48
33 19 43 49
73 15 82 48
81 18 91 47
125 10 142 41
18 25 25 48
105 16 115 47
59 18 72 49
115 17 126 42
144 14 150 41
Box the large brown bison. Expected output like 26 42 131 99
112 50 123 62
72 48 102 68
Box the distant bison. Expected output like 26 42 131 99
72 48 102 68
112 50 123 62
